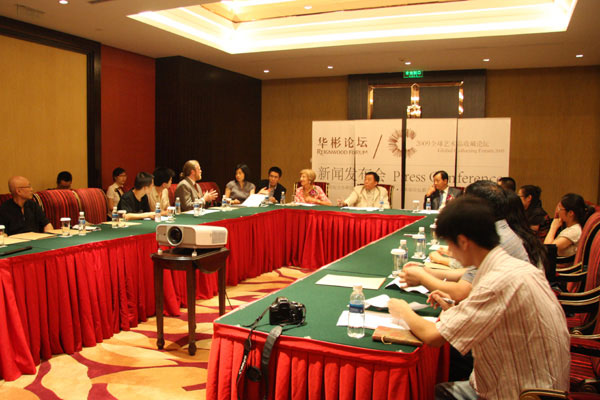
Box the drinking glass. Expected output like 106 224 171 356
167 206 175 222
391 248 406 276
118 210 127 227
0 224 5 247
412 200 420 212
60 217 71 237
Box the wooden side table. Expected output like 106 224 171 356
151 247 229 355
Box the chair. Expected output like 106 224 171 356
568 293 600 394
0 193 12 206
378 183 394 206
168 183 177 206
198 181 220 206
73 188 109 224
293 181 329 197
33 189 80 229
520 389 599 399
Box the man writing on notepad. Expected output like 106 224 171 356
0 176 53 236
388 196 569 400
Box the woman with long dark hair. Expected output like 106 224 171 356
518 185 551 239
544 193 594 257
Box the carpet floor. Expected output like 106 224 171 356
0 266 310 399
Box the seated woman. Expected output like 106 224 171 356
518 185 551 239
293 169 332 206
544 193 594 257
224 164 255 204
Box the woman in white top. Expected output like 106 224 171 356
544 193 593 257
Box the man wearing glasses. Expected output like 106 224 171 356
0 176 53 236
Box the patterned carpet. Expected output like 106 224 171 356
0 267 310 400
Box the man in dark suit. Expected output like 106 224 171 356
424 170 462 210
258 166 287 203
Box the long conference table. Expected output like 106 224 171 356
0 204 446 399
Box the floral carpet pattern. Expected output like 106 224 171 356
0 267 309 400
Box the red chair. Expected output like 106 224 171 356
0 193 12 206
168 183 177 206
198 182 220 206
33 189 80 229
73 188 109 224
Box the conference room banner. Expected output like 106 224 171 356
404 119 458 209
456 118 511 187
353 119 404 208
312 121 355 203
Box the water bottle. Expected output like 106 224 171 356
347 284 365 339
414 234 426 259
280 191 285 205
175 197 181 215
111 207 118 229
379 199 384 211
426 197 431 211
155 202 161 222
399 239 409 266
78 211 86 236
193 199 200 216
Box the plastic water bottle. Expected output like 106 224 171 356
426 197 431 211
155 202 161 222
111 207 118 229
280 191 285 205
347 284 365 339
78 211 86 236
399 239 409 266
379 199 384 211
175 197 181 215
193 199 200 216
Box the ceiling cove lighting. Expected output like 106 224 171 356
129 0 579 54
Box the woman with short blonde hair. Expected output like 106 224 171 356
294 169 331 205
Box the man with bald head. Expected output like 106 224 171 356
0 176 53 236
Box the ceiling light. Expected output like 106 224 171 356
58 0 68 4
576 54 583 58
327 65 333 69
263 69 270 73
405 61 411 65
483 58 490 62
304 6 312 10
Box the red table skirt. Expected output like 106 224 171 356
0 209 420 381
207 324 449 400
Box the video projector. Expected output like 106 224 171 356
156 224 228 249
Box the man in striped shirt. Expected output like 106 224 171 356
388 196 570 400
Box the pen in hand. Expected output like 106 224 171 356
440 297 455 305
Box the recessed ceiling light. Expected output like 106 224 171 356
263 69 270 73
576 54 584 58
483 58 490 62
59 0 69 4
327 65 333 69
405 61 411 65
304 5 312 10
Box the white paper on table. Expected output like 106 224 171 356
315 274 385 290
337 311 437 330
385 278 430 294
415 210 439 215
242 194 267 207
294 202 318 207
340 206 379 211
183 209 221 215
365 294 429 311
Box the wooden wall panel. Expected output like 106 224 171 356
101 45 155 191
156 57 261 192
261 77 348 196
486 67 600 207
0 34 87 191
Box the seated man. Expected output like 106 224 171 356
258 166 287 203
175 160 218 211
117 172 155 220
56 171 72 189
339 171 390 209
424 170 461 210
400 180 529 302
0 176 53 235
147 167 174 213
106 167 127 211
388 196 569 400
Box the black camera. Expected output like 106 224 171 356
269 297 306 325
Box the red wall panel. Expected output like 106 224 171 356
101 45 155 190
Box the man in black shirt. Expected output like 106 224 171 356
257 166 287 203
0 176 53 236
117 172 155 220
